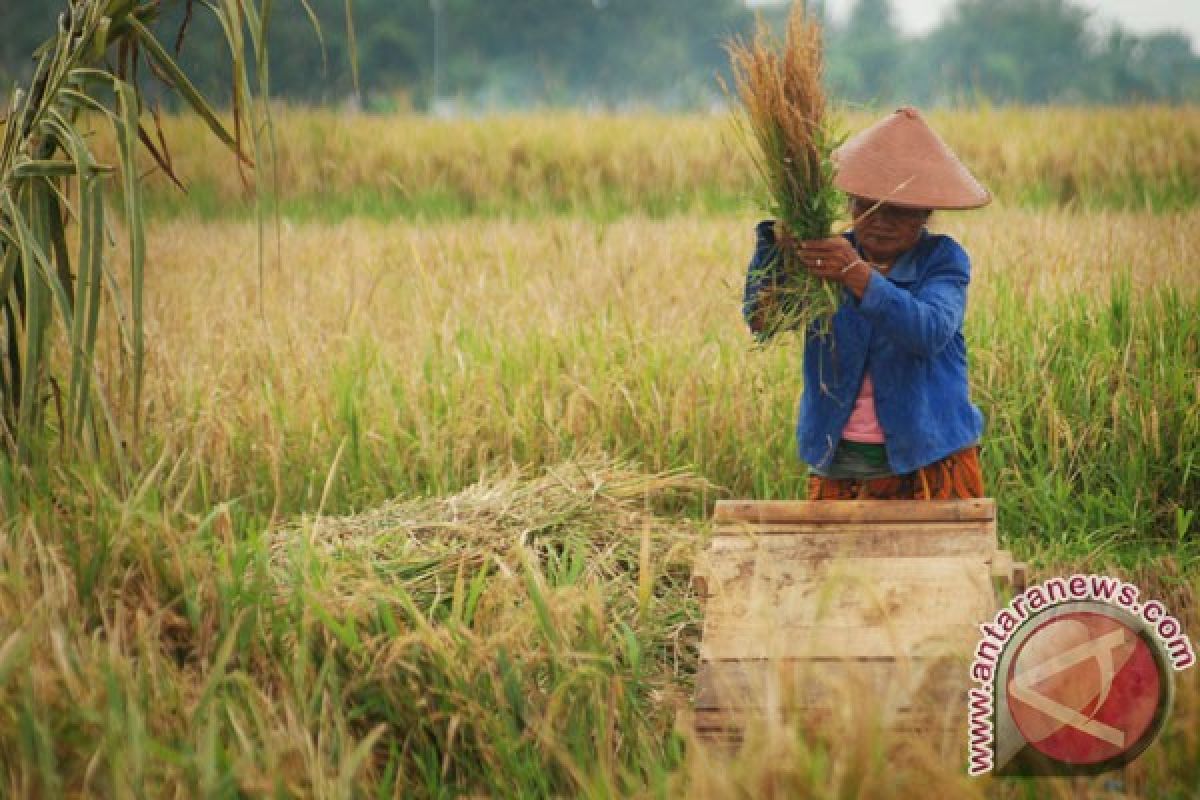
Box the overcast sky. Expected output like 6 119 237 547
745 0 1200 46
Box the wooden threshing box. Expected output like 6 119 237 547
693 499 1024 753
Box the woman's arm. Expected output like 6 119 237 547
791 235 971 357
855 252 969 357
743 220 783 338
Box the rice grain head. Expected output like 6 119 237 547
725 7 844 339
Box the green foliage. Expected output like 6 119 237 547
0 161 1196 794
749 118 845 341
7 0 1197 109
150 0 757 109
831 0 1200 106
825 0 902 104
0 308 1196 792
0 457 706 795
0 1 332 470
972 276 1199 568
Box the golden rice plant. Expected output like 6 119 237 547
89 107 1200 221
725 6 844 339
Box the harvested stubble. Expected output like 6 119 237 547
725 8 843 337
0 453 1195 796
257 459 715 795
269 457 712 624
0 457 711 795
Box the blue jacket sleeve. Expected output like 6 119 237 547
743 220 781 338
856 237 971 357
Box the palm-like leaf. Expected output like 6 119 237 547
0 0 346 476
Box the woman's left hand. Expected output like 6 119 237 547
794 237 859 280
795 236 872 299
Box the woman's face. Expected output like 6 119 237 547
850 196 931 264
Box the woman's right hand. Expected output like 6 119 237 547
775 222 797 255
748 285 780 334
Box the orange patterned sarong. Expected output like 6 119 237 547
807 445 985 501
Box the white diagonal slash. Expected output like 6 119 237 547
1008 627 1133 748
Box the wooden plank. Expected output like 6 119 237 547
714 518 999 534
713 519 995 538
693 711 966 736
713 498 995 525
705 523 997 559
695 498 1000 750
692 728 744 751
702 581 993 631
693 658 967 711
700 557 995 628
699 623 982 660
692 706 967 735
703 554 993 582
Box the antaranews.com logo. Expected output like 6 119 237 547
967 574 1195 776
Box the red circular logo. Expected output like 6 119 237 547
1005 610 1164 766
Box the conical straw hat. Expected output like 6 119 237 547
833 106 991 209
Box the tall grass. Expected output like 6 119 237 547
0 456 1195 795
89 210 1196 553
0 110 1196 795
0 0 283 472
0 457 707 795
87 107 1200 220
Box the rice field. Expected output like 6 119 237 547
108 106 1200 219
1 108 1198 797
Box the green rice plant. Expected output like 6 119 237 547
725 6 844 339
0 0 347 477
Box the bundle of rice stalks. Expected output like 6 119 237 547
726 7 843 338
268 457 714 623
257 458 714 793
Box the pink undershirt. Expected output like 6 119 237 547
841 373 886 444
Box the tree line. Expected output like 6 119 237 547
828 0 1200 106
2 0 1198 109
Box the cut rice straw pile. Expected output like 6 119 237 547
726 7 844 339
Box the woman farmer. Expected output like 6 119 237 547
742 107 990 501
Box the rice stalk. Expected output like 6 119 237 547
725 7 844 339
0 0 350 477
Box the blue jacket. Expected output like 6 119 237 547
742 220 984 474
